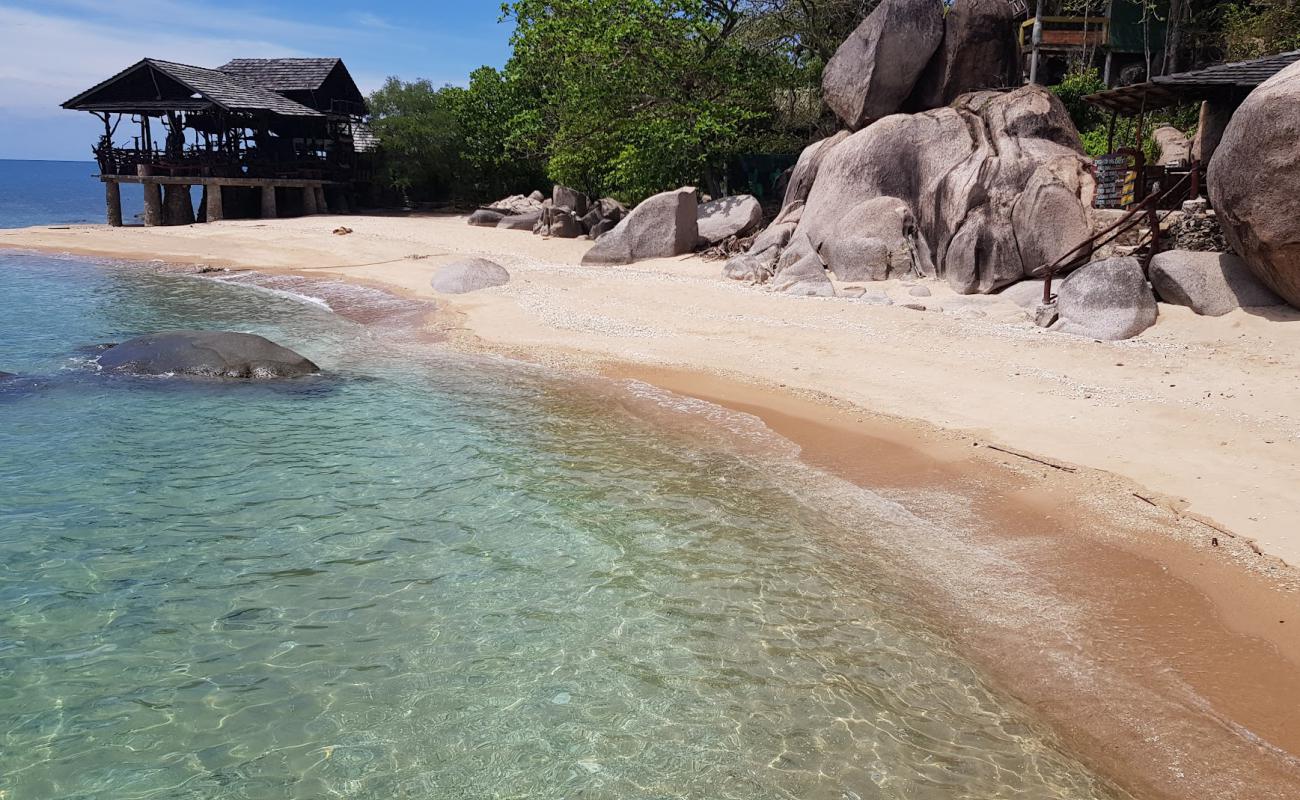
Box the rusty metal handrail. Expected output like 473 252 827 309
1040 172 1193 305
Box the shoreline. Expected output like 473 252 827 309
5 217 1300 797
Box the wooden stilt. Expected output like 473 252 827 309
105 181 123 227
206 184 225 222
143 182 163 226
302 185 319 215
163 184 194 226
260 184 278 219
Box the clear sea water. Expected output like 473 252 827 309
0 160 1120 799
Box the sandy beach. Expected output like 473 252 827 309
6 213 1299 564
6 214 1300 797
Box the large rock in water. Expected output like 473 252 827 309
908 0 1018 110
430 258 511 294
98 331 319 379
1209 59 1300 309
1149 250 1283 316
757 85 1095 294
822 0 944 130
1053 258 1157 340
697 195 762 245
582 187 698 265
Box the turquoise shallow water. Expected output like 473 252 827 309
0 252 1120 799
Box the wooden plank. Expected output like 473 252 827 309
99 175 338 188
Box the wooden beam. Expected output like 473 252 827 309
105 180 123 227
302 185 319 215
260 185 277 219
206 185 225 223
100 175 339 188
142 182 163 226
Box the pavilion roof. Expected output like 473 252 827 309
1085 50 1300 114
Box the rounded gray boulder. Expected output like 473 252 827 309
1209 59 1300 308
98 331 319 379
1053 258 1157 341
1150 250 1283 316
430 258 511 294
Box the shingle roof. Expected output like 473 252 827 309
218 58 341 92
1085 50 1300 113
61 58 324 117
149 59 323 116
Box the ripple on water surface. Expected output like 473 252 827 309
0 253 1122 799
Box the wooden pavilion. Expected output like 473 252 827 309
62 57 372 226
1083 49 1300 209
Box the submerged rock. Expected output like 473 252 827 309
430 258 511 294
1053 257 1157 340
0 371 14 380
98 331 319 379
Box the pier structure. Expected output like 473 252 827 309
62 57 373 226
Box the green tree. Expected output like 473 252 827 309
1222 0 1300 60
503 0 798 202
367 77 463 202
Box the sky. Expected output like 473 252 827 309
0 0 516 160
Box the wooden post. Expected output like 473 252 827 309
302 185 319 215
105 180 123 227
260 184 277 219
163 184 194 226
142 181 163 227
314 185 328 214
206 184 225 222
1029 0 1046 84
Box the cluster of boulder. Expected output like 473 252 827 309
468 182 764 266
725 0 1096 300
710 0 1297 340
468 187 630 239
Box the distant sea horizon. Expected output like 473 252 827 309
0 158 149 229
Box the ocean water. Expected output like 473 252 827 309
0 177 1120 799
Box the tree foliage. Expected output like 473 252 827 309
367 0 1300 205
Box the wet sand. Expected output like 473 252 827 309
615 366 1300 800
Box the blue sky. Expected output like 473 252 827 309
0 1 516 160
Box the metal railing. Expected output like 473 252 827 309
1040 171 1194 305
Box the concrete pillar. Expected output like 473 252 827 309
142 182 163 227
302 185 319 215
314 185 328 214
105 181 123 227
260 184 278 219
163 184 195 226
205 184 224 223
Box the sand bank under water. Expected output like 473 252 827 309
5 213 1300 798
